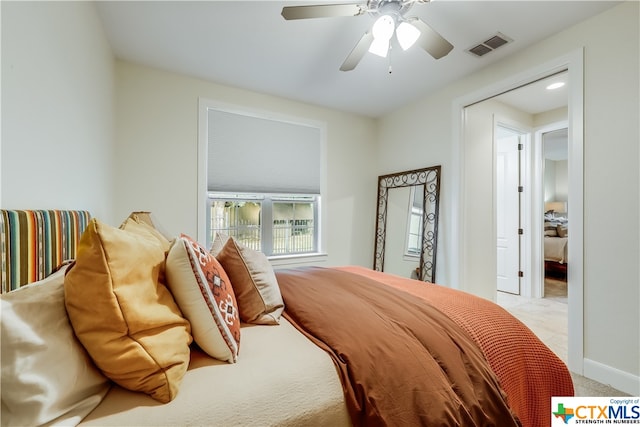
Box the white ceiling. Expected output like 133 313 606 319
495 71 568 115
96 1 619 118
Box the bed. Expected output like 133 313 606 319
544 215 569 279
1 209 574 427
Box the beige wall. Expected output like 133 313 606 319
114 61 377 268
378 2 639 390
1 2 115 219
534 106 568 128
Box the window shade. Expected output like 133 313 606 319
208 109 321 194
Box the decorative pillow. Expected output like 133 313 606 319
1 265 111 426
557 225 568 238
120 216 173 284
216 237 284 325
64 219 192 404
209 231 230 257
544 221 558 237
166 234 240 363
120 211 173 242
120 215 172 251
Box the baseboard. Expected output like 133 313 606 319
583 358 640 396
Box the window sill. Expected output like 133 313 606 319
268 252 328 268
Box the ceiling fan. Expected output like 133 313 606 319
281 0 453 72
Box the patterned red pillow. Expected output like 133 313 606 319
166 234 240 363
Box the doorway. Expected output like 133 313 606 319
452 49 585 374
464 79 570 363
541 127 569 301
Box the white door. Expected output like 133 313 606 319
496 132 522 294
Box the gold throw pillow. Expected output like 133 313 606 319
64 219 192 403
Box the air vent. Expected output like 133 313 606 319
468 44 492 57
466 32 513 57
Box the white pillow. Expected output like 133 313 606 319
1 265 111 426
166 235 241 363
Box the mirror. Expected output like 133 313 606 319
374 166 441 282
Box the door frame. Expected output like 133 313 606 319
450 48 584 374
534 120 569 299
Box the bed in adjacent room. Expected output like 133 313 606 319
1 209 574 427
544 213 569 279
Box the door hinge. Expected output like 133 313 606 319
518 228 524 235
518 143 524 150
518 271 524 278
518 186 524 192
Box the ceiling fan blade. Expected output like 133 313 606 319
340 31 374 71
409 17 453 59
281 4 363 20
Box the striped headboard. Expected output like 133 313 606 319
0 210 91 293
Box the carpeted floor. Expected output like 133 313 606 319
544 276 568 303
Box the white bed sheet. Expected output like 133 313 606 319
80 318 350 427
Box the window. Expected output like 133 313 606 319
208 195 262 251
199 102 324 258
271 196 317 255
207 193 319 256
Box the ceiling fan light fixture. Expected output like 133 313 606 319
369 38 390 57
371 14 395 40
281 0 454 71
369 15 395 57
396 21 420 50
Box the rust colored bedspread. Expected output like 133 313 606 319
276 267 521 427
337 266 575 427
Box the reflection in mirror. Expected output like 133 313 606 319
407 185 424 257
384 186 421 279
374 166 441 282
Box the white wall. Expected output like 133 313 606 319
555 161 568 202
378 2 639 391
114 61 377 268
544 160 558 202
1 2 115 220
545 160 568 203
